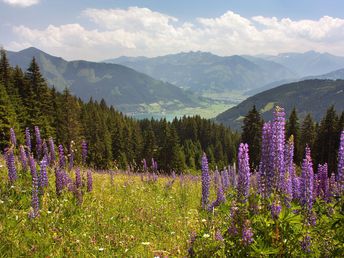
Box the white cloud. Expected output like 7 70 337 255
2 0 39 7
83 7 178 32
8 7 344 60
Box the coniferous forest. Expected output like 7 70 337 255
0 49 239 171
1 48 343 173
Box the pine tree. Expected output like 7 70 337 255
0 83 19 149
315 106 339 173
168 125 186 172
241 105 263 168
25 58 53 136
142 122 157 162
286 107 300 164
56 88 82 147
83 101 112 168
0 48 11 90
300 113 316 161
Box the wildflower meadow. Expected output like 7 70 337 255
0 106 343 257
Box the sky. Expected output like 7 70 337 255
1 0 344 61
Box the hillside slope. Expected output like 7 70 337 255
7 47 198 113
216 79 344 130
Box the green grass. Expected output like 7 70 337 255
0 160 210 257
2 157 343 257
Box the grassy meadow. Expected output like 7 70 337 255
0 160 211 257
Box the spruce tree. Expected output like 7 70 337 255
25 58 53 136
300 113 316 161
56 88 82 147
142 123 157 162
0 48 11 90
315 106 339 173
0 83 19 149
286 107 300 164
241 105 263 169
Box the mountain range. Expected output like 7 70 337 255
6 47 199 113
216 79 344 130
6 47 344 121
105 51 297 93
260 51 344 77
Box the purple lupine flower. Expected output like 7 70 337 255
271 201 282 220
301 234 311 253
272 106 286 193
58 144 65 169
87 170 93 192
209 170 226 211
62 171 73 189
34 126 42 159
284 136 294 204
19 145 27 171
228 165 237 188
292 174 300 200
48 137 56 165
69 143 74 170
337 131 344 190
75 167 82 188
300 146 314 212
214 168 221 190
257 164 264 195
142 158 147 172
55 167 63 196
329 172 338 197
9 128 16 147
25 127 31 153
228 202 238 236
152 172 158 182
260 121 273 196
242 223 253 246
81 140 87 165
318 163 329 201
309 211 317 226
75 188 83 205
215 230 224 242
237 143 250 201
29 155 39 218
201 153 211 209
5 148 17 184
42 140 50 166
39 155 48 189
313 173 319 200
225 168 230 189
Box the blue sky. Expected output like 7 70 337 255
1 0 344 60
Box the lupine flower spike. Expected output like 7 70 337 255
25 127 31 153
238 143 250 202
10 128 16 147
29 155 39 218
87 170 93 192
201 153 210 209
6 148 17 184
35 126 42 159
